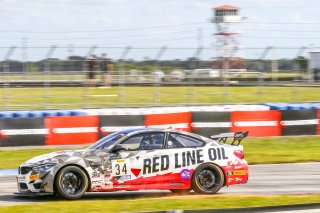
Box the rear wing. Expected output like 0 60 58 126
210 131 249 146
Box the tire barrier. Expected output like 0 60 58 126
45 116 99 146
145 112 192 132
99 115 145 138
0 117 45 146
0 104 320 146
191 111 231 137
231 110 282 137
281 110 318 136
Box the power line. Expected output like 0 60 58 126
2 29 200 41
0 22 209 34
243 28 320 33
245 21 320 25
245 35 320 40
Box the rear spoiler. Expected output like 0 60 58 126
210 131 249 146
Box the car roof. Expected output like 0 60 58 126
119 127 209 142
118 127 160 134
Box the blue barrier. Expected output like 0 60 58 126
0 169 17 176
264 103 319 110
0 112 14 118
0 104 319 118
0 110 88 118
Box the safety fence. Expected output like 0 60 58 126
1 46 320 109
0 103 319 147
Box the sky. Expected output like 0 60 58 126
1 0 320 60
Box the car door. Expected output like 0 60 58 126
165 132 206 184
111 131 170 190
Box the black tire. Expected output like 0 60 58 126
169 189 190 194
55 166 89 200
192 163 224 194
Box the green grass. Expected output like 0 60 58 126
1 86 320 110
1 136 319 170
1 194 320 213
245 136 320 164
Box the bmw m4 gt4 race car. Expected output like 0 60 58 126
16 128 249 199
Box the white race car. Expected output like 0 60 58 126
16 128 249 199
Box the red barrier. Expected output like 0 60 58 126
231 111 281 137
145 112 192 132
45 116 99 145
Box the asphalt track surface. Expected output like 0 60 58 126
0 162 319 207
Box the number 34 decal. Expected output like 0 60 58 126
112 159 129 176
114 163 127 175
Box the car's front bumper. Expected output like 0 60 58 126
17 167 55 193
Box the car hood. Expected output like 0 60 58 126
21 150 84 166
21 149 111 167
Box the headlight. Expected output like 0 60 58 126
32 163 57 173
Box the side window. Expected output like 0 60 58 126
121 132 165 151
121 135 144 150
166 133 204 149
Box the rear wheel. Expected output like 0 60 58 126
55 166 89 200
192 163 224 194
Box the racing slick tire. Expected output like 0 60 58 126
55 166 89 200
192 163 224 194
169 189 190 194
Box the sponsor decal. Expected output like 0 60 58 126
104 171 111 179
235 177 243 182
180 169 191 181
228 177 234 182
29 173 39 181
114 185 130 189
92 171 101 178
143 148 228 175
226 170 234 176
234 170 247 176
114 175 131 181
143 155 169 175
234 166 245 170
17 176 26 182
169 182 183 186
131 168 142 177
114 163 128 176
116 159 125 163
92 180 103 185
103 184 113 189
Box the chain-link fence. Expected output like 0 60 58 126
0 46 319 110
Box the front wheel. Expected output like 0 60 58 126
192 163 224 194
55 166 89 200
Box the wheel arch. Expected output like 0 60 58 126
53 164 91 193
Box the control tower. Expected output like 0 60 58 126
211 5 245 79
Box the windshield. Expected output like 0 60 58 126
87 132 126 150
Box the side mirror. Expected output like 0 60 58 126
113 144 126 153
